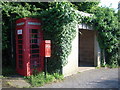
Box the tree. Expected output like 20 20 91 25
89 6 119 67
72 2 100 12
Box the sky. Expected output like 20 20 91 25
99 0 120 11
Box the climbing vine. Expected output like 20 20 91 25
38 2 79 73
84 6 119 67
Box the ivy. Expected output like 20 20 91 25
38 2 79 73
86 6 119 66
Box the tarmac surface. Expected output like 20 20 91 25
2 68 119 88
39 68 119 88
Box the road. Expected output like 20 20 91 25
39 68 119 88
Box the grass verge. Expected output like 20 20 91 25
101 64 119 68
24 72 64 87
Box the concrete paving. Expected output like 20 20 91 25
39 68 119 88
2 76 31 88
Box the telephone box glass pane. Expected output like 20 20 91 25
18 40 22 44
18 50 22 54
31 54 39 58
31 34 38 38
30 45 39 48
29 29 40 69
19 55 22 59
19 60 23 64
30 50 39 53
18 45 22 49
31 29 38 33
18 35 22 39
30 39 38 43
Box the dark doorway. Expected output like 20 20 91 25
79 29 95 67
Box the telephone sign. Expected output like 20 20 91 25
17 29 22 34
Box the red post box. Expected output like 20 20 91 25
45 40 51 57
16 17 44 76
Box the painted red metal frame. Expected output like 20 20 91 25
16 17 44 76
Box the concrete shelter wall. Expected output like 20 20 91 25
62 25 79 77
94 33 101 67
62 24 101 77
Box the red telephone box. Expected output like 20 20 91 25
16 17 44 76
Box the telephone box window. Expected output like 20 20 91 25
29 29 41 69
30 50 39 54
18 59 23 68
30 45 39 49
18 50 22 54
18 40 22 44
19 64 23 68
31 54 39 58
30 39 38 43
18 45 22 49
19 55 22 59
18 35 22 39
31 29 38 33
19 60 23 64
31 34 38 38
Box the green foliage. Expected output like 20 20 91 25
38 2 79 73
2 22 9 50
87 6 119 67
101 64 119 68
72 2 100 13
2 2 41 19
2 2 34 50
24 72 63 87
